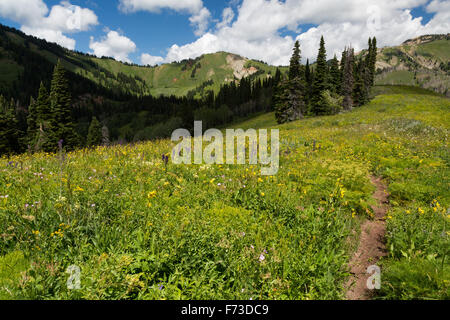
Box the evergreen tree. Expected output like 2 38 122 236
26 96 37 148
274 41 307 123
86 116 103 147
329 54 341 94
289 40 302 80
33 82 54 152
0 96 21 155
274 78 306 124
49 60 79 151
353 58 369 106
36 82 51 124
341 48 355 110
304 59 313 105
340 48 347 87
274 68 282 84
369 37 377 86
311 36 330 115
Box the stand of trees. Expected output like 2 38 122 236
274 37 377 124
0 60 282 156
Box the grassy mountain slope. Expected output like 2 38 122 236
1 23 448 100
1 85 448 300
0 24 284 99
375 34 450 96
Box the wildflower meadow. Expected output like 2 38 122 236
0 86 448 300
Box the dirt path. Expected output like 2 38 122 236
345 176 389 300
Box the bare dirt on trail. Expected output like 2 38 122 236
345 176 389 300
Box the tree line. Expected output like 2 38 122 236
0 58 281 155
274 36 377 123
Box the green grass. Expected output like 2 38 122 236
416 40 450 63
0 251 27 300
0 86 448 300
377 70 416 86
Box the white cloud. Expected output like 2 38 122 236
189 7 212 36
216 7 235 30
141 53 164 65
21 27 76 49
0 0 98 50
89 30 137 63
153 0 450 66
119 0 211 36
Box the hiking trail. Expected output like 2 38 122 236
345 176 389 300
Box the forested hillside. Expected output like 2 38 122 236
0 24 283 101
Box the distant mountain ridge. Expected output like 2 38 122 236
375 34 449 96
0 24 282 101
0 23 448 102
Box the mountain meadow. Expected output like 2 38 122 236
0 23 449 300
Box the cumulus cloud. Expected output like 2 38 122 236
89 30 137 63
119 0 211 36
216 7 235 30
152 0 450 66
141 53 164 66
189 7 212 36
0 0 98 50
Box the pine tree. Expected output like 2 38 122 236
353 58 368 107
49 60 79 151
340 48 347 88
304 59 312 105
26 96 37 148
273 41 307 123
311 36 330 115
369 37 377 86
289 40 302 80
86 116 103 147
274 78 306 124
0 96 21 155
36 82 51 124
33 82 53 152
341 48 355 110
329 54 341 94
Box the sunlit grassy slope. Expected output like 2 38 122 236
0 86 448 300
0 26 284 97
375 35 449 96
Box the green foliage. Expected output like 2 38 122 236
49 60 80 151
379 258 449 300
273 78 306 124
341 48 354 110
317 90 343 115
274 41 307 124
134 117 184 141
289 41 302 80
86 117 103 147
0 251 28 300
0 95 22 155
329 55 341 94
311 36 330 115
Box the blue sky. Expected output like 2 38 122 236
0 0 447 65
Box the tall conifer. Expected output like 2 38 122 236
311 36 330 115
289 40 302 80
49 60 79 150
